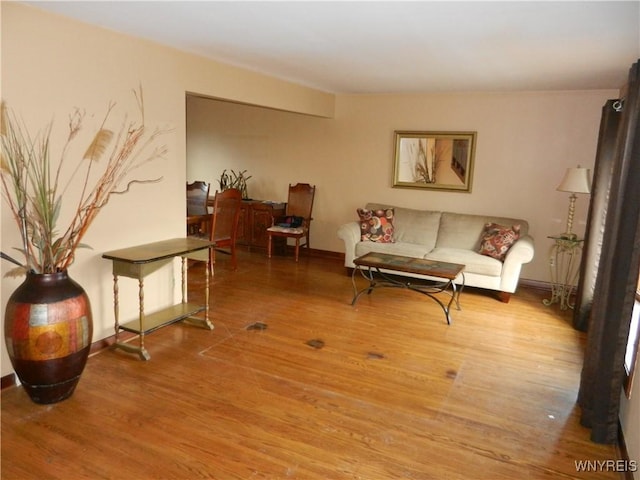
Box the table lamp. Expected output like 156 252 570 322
557 166 591 240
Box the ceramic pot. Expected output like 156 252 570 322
4 271 93 404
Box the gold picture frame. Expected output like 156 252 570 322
392 131 477 192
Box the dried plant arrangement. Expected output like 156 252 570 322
0 87 169 275
218 169 251 199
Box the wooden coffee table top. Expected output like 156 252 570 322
353 252 464 280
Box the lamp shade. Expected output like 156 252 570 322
557 167 591 194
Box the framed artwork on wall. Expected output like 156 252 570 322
392 131 477 192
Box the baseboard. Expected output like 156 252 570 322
519 278 552 293
1 373 16 390
88 330 137 357
270 245 344 262
306 248 344 261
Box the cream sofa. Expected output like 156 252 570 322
337 203 535 302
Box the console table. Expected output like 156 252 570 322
102 237 215 360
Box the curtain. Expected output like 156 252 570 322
577 59 640 444
572 101 622 332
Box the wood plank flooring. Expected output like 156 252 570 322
1 250 621 479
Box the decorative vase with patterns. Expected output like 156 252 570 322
4 270 93 404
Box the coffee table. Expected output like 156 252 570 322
351 252 465 325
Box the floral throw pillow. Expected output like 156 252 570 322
478 223 521 261
357 208 395 243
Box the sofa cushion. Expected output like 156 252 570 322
425 248 503 277
357 208 395 243
478 223 521 261
436 212 528 250
356 241 433 260
366 203 441 249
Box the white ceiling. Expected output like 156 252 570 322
24 1 640 94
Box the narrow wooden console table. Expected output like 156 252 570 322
102 237 216 360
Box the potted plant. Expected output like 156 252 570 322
219 169 251 200
1 87 167 404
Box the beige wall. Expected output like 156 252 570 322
186 89 616 283
0 2 332 377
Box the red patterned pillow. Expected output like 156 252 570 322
357 208 395 243
478 223 521 261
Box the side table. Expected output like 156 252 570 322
102 237 216 360
543 235 584 310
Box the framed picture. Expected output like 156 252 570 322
392 131 477 192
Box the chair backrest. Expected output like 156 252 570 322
186 181 210 216
210 188 242 243
286 183 316 220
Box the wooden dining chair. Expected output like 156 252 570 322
186 181 210 236
208 188 243 271
267 183 316 262
187 188 242 274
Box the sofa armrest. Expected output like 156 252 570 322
337 222 361 267
500 235 535 292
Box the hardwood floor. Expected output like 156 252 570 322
1 249 621 479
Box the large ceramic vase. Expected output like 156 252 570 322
4 270 93 404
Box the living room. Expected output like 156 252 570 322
1 2 639 478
